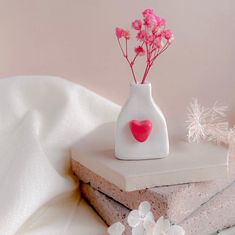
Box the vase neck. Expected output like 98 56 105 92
129 83 152 101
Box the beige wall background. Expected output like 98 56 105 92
0 0 234 124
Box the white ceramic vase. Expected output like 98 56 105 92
115 82 169 160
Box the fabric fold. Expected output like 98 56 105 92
0 76 119 235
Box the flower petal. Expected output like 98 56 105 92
127 210 141 227
162 218 171 231
138 201 151 217
143 212 155 230
132 224 145 235
108 222 125 235
166 225 185 235
152 216 165 235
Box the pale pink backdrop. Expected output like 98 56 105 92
0 0 235 124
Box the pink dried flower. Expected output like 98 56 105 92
142 9 155 17
155 37 163 49
144 14 157 28
147 35 155 45
155 16 166 27
163 29 174 41
152 25 160 35
134 46 145 56
123 30 130 40
132 19 142 30
115 27 124 39
159 18 166 26
115 8 173 84
136 30 147 42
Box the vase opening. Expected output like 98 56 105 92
129 82 152 98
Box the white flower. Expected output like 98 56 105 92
151 216 185 235
127 201 155 235
108 222 125 235
108 201 185 235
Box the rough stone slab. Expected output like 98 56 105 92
71 122 228 191
73 160 235 223
81 182 235 235
180 181 235 235
81 183 131 235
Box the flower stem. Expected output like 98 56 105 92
141 42 170 84
141 41 151 84
125 39 128 58
141 63 150 84
117 38 125 57
150 43 170 63
129 62 138 84
131 42 144 66
117 37 137 84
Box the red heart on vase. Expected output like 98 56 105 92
129 120 152 143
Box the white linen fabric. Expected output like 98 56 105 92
0 76 120 235
0 76 233 235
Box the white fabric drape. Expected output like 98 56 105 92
0 76 120 235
